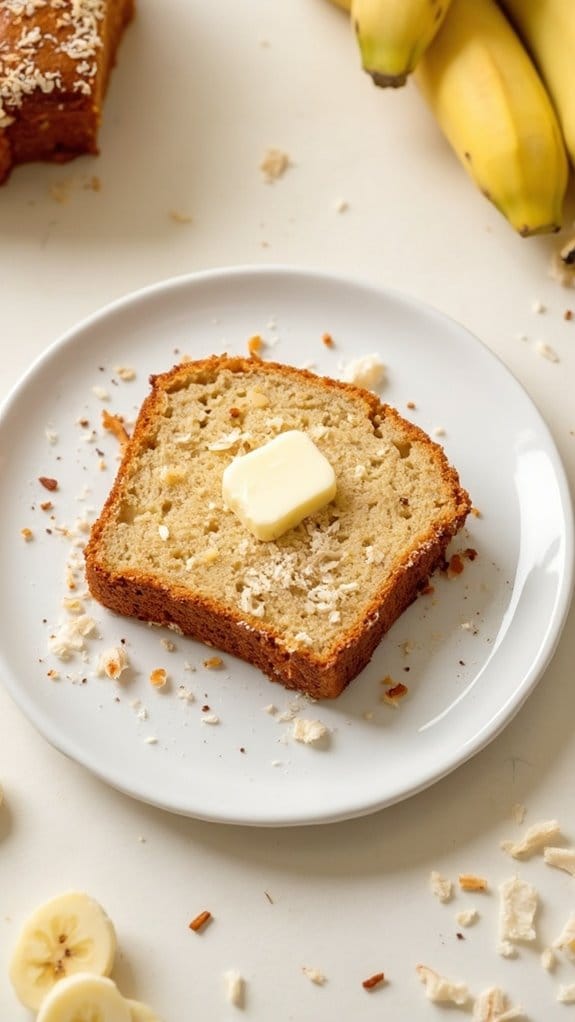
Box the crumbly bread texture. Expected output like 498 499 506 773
85 356 471 699
0 0 134 184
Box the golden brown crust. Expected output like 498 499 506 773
0 0 134 183
85 356 471 699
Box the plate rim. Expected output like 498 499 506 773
0 263 573 826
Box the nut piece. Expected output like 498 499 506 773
362 972 384 990
38 476 58 491
458 874 488 892
203 656 223 670
189 910 212 933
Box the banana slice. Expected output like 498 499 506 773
9 891 117 1011
126 998 163 1022
37 973 130 1022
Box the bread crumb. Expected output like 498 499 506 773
201 714 220 725
500 818 561 859
558 985 575 1004
114 366 136 382
149 668 168 689
260 147 291 182
302 967 326 985
292 718 329 745
334 198 348 213
144 736 158 745
473 987 524 1021
381 681 408 706
416 965 469 1006
499 875 537 943
48 615 97 659
97 646 129 680
20 527 33 541
102 409 130 444
44 427 58 445
223 970 245 1007
456 909 479 927
543 846 575 876
91 385 109 400
532 299 546 314
340 353 385 390
459 874 488 892
430 871 453 903
248 334 263 359
322 332 335 348
177 686 195 704
160 638 176 653
535 341 559 362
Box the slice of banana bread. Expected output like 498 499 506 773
0 0 134 184
85 356 471 699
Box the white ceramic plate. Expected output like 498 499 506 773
0 267 572 826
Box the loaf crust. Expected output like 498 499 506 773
85 356 472 699
0 0 134 183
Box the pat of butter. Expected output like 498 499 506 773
222 430 336 541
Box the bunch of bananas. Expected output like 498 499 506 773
325 0 574 238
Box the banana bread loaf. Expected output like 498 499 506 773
0 0 134 183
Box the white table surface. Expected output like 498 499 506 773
1 1 575 1018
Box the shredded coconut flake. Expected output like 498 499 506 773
430 871 453 903
416 965 469 1007
500 819 560 859
499 876 538 943
473 987 524 1021
541 948 556 971
553 915 575 957
223 970 245 1007
543 846 575 876
302 967 326 986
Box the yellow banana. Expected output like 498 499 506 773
414 0 568 236
325 0 351 9
351 0 453 87
499 0 575 167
